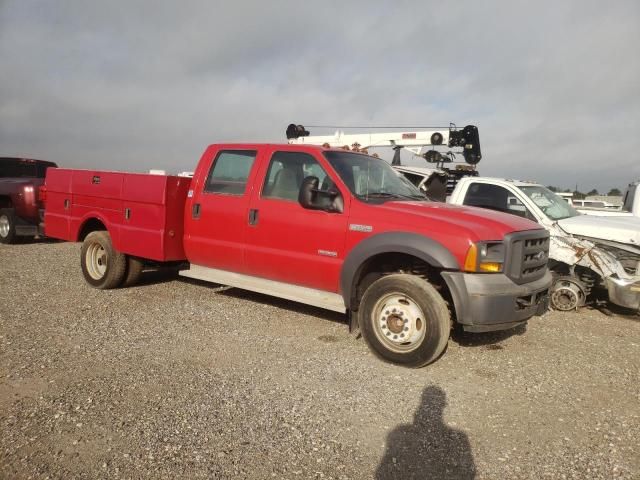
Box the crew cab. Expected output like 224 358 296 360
0 157 57 243
44 144 551 367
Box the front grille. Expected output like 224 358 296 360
504 230 550 284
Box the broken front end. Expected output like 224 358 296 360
549 235 640 311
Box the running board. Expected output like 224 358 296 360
179 264 346 313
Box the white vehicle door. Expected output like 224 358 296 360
456 181 540 223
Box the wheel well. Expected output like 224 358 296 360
350 252 453 316
0 196 12 209
78 218 106 241
548 260 599 296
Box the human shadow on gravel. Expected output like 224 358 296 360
376 386 476 480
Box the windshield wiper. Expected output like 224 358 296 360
364 192 425 201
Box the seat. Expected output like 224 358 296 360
269 168 299 200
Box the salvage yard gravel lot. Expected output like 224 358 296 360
1 241 639 479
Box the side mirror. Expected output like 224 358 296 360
298 176 343 213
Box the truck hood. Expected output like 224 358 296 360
557 215 640 247
379 201 542 240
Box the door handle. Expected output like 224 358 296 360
192 203 201 219
248 209 259 226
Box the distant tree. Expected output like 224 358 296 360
608 188 622 196
586 189 599 196
573 190 586 200
546 186 558 192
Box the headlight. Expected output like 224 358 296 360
463 242 505 273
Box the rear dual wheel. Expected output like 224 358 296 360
123 256 144 287
81 231 127 289
81 231 145 288
358 274 451 367
0 208 17 244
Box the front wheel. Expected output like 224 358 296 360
80 231 127 289
358 274 451 367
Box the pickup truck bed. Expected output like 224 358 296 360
45 169 190 261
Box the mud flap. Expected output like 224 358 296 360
347 309 361 339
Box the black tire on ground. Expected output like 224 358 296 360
358 274 451 368
122 256 144 287
80 231 127 289
0 208 18 244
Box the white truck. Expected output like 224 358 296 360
446 177 640 311
572 181 640 217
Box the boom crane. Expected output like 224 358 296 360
286 123 482 166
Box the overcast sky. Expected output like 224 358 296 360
1 1 639 193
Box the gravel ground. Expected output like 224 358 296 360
1 241 639 479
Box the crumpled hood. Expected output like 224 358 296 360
558 215 640 247
378 201 543 241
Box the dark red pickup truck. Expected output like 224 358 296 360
0 157 57 243
44 144 551 366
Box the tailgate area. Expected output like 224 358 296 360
45 169 190 261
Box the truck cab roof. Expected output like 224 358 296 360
457 176 541 188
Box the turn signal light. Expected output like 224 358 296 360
463 244 478 272
479 262 502 272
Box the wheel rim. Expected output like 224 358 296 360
372 293 427 353
0 215 9 238
551 279 584 311
85 242 107 280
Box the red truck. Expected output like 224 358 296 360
44 143 551 367
1 157 58 244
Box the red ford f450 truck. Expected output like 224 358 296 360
44 143 551 366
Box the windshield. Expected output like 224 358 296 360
519 186 580 220
0 158 54 178
323 151 425 202
0 159 37 178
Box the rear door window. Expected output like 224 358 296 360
204 150 257 195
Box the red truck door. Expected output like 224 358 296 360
183 148 260 273
244 148 349 292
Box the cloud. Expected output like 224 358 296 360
1 0 638 192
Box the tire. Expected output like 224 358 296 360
0 208 18 244
80 231 127 289
122 256 144 287
358 274 451 367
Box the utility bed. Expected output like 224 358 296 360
45 169 190 261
